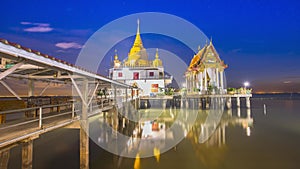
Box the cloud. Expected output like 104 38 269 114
55 42 82 49
21 21 53 33
20 21 32 25
24 27 53 32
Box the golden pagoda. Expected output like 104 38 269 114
113 50 121 68
109 19 171 96
125 19 149 67
153 48 162 67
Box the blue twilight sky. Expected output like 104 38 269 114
0 0 299 92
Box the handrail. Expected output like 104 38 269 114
0 102 75 115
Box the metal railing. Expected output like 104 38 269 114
0 103 75 130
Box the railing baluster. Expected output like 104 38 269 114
39 107 42 129
72 102 75 119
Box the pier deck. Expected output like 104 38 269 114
0 103 113 148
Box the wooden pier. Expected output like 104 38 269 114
140 93 252 109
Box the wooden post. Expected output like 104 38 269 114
0 113 5 124
0 149 10 169
50 97 54 112
57 98 60 113
22 140 33 169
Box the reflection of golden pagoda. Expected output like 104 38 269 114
186 40 228 93
109 20 172 96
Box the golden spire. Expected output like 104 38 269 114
210 37 213 45
153 48 162 67
114 49 118 60
113 49 121 68
137 19 140 34
125 19 149 67
133 19 143 48
155 48 159 59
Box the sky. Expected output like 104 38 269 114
0 0 300 93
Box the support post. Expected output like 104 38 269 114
218 127 221 147
220 71 224 92
80 78 89 169
216 68 219 89
236 97 240 107
200 72 203 92
204 69 207 92
226 97 232 109
80 126 89 169
0 149 10 169
247 108 251 119
222 125 226 145
22 140 33 169
113 85 117 107
28 80 34 97
72 102 75 119
39 107 42 129
246 97 251 108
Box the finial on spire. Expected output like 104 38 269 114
137 19 140 34
198 45 201 51
114 49 118 60
155 48 159 59
210 36 213 45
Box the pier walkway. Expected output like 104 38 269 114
0 38 140 149
0 100 114 148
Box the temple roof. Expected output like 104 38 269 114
188 41 227 71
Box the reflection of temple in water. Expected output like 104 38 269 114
0 100 253 169
189 108 253 148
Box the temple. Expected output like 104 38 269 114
185 40 228 94
109 20 172 96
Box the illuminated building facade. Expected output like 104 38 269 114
109 20 172 96
185 41 228 94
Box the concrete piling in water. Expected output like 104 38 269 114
226 97 232 109
246 97 251 109
236 97 240 107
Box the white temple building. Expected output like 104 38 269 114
109 20 172 96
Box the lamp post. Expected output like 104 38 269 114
244 81 249 89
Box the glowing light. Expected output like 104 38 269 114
244 81 250 88
246 127 251 136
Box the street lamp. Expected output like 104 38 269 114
244 81 250 89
